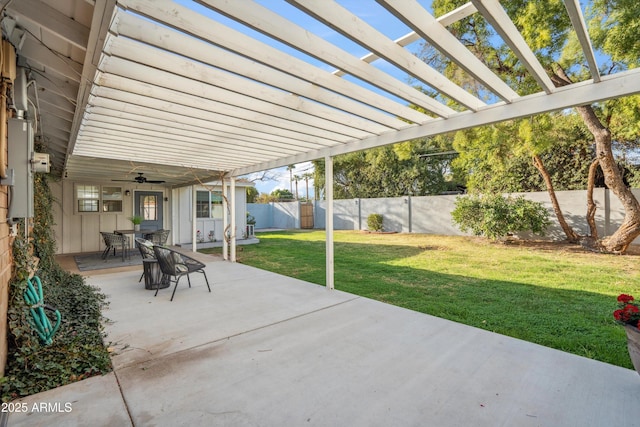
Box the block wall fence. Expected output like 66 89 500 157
248 188 640 244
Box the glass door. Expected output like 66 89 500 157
134 191 164 231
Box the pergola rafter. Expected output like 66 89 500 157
4 0 637 183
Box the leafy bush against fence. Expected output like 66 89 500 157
367 214 383 232
452 194 550 240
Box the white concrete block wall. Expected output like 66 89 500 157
248 189 640 245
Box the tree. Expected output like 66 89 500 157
293 175 301 199
452 113 594 193
302 172 313 201
271 188 294 201
427 0 640 253
255 193 275 203
452 114 590 242
246 186 259 203
311 134 464 199
286 164 295 193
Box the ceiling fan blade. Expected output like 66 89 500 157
111 179 135 182
145 180 166 183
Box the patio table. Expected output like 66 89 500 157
114 229 156 257
114 229 156 237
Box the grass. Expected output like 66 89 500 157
201 230 640 369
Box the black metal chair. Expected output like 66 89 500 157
143 229 170 245
152 246 211 301
100 231 130 261
135 238 155 283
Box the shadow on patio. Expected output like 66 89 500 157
10 254 640 426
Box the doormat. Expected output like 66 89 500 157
74 252 143 271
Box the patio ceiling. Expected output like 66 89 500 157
3 0 640 187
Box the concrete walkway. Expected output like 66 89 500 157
8 256 640 426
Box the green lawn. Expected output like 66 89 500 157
201 230 640 368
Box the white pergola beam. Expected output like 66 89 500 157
40 114 72 132
93 74 360 143
37 90 75 115
97 57 376 141
8 0 90 50
84 103 330 153
31 73 79 103
85 109 313 156
199 0 455 119
230 177 237 262
563 0 600 82
66 0 117 162
333 2 478 77
116 0 429 124
471 0 556 94
19 37 83 82
192 186 198 254
325 155 334 290
111 14 400 132
86 113 294 158
73 139 274 170
76 125 259 164
377 0 519 103
222 181 229 260
287 0 485 111
38 102 75 122
86 87 346 148
233 68 640 176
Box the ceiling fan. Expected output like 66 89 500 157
112 172 166 184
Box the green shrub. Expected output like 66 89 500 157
367 213 384 232
452 194 550 240
2 173 112 401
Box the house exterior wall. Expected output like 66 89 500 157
172 184 248 245
0 126 9 376
52 180 171 254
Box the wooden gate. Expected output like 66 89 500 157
300 203 314 229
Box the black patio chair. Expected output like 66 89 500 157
143 229 170 246
100 231 130 261
152 245 211 301
135 238 155 283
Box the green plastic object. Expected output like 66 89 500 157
23 276 61 345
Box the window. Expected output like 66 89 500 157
77 185 99 212
102 186 123 212
141 195 158 220
76 184 123 213
196 191 223 219
196 191 210 218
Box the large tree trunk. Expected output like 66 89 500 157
552 66 640 254
585 159 600 239
532 154 580 242
576 104 640 253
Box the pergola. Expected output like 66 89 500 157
5 0 640 286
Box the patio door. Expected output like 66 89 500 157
134 191 164 231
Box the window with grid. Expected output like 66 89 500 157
196 191 224 218
76 185 100 212
76 184 123 213
196 191 210 218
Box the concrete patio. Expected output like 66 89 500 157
9 253 640 426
